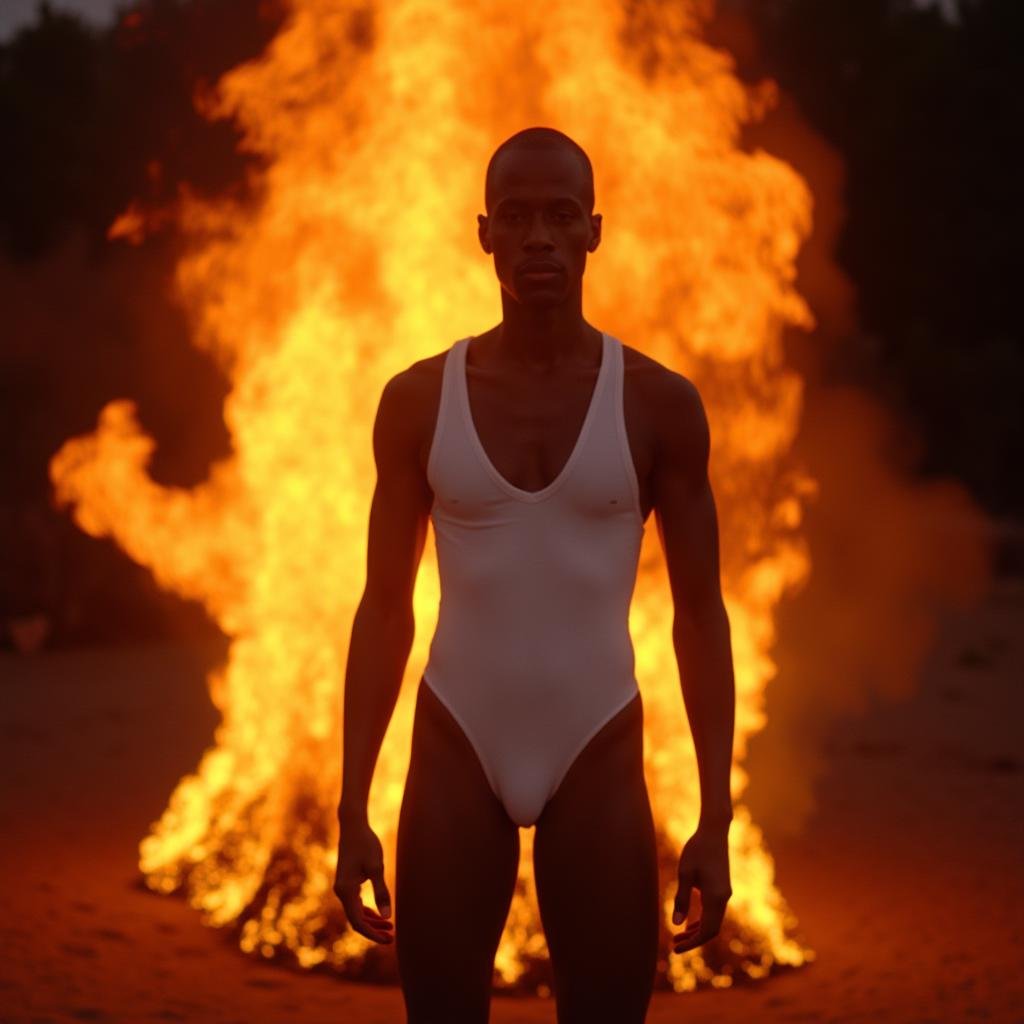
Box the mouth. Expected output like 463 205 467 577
518 262 565 281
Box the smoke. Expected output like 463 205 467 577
736 89 991 837
0 228 231 644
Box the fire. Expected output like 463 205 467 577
50 0 818 992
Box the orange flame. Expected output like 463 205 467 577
50 0 819 992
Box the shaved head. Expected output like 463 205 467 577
484 126 595 214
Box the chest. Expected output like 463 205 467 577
420 353 655 522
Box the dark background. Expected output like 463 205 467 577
2 0 1021 648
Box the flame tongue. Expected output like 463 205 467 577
51 0 816 991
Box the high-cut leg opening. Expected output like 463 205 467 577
542 687 642 810
419 673 506 810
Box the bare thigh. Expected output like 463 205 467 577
533 691 659 1024
395 679 521 1024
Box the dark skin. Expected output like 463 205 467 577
335 141 735 1019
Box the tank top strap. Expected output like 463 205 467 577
580 331 622 448
427 336 472 485
595 331 622 419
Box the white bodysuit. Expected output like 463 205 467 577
421 331 646 827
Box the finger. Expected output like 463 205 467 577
339 889 393 944
362 907 394 929
372 876 392 921
673 902 728 952
672 924 701 945
676 922 715 952
352 906 394 944
672 918 705 952
672 872 696 925
336 881 362 920
674 916 701 935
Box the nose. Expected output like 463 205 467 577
522 211 555 250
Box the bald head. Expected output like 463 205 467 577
484 126 595 215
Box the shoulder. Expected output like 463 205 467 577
383 347 447 396
618 339 708 491
373 346 451 463
621 343 707 434
377 346 449 415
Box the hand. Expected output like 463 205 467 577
334 820 394 945
670 824 732 953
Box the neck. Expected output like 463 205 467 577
489 284 600 371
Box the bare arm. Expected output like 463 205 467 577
338 370 433 828
653 373 735 831
654 372 735 952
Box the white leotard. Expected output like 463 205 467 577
421 331 646 827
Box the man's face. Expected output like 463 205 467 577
478 145 602 308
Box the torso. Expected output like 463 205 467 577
406 329 663 525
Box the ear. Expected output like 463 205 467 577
587 212 603 252
477 213 492 254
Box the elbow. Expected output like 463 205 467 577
358 589 417 635
672 592 729 640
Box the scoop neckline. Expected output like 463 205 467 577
457 331 611 503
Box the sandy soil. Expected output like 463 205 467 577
2 578 1022 1023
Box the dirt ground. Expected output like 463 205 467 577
2 577 1022 1023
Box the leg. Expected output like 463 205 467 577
533 692 659 1024
396 679 521 1024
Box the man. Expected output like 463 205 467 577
335 126 735 1023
